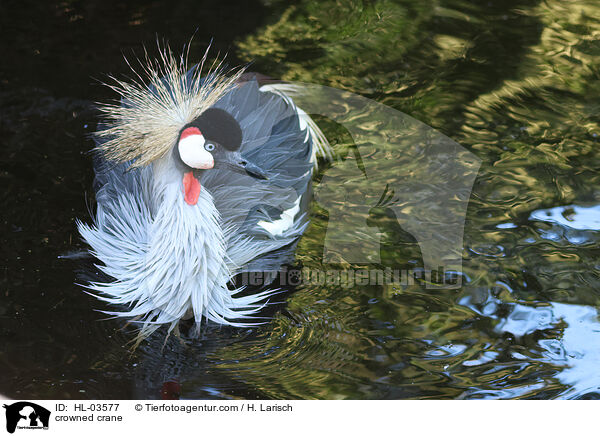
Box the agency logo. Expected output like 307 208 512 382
233 81 480 290
3 402 50 434
286 82 481 287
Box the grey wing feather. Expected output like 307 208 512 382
204 79 314 272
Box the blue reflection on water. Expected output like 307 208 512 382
530 204 600 230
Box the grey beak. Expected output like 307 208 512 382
241 159 269 180
216 152 269 180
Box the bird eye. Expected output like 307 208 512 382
204 143 215 152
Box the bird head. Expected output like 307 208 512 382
93 45 253 176
174 107 268 205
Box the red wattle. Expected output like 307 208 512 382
183 171 201 205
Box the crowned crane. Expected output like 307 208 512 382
78 48 331 341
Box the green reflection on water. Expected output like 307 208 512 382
206 0 600 399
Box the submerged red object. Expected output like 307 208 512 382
160 380 181 400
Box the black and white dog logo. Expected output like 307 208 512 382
3 402 50 433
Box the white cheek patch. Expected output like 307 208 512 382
178 135 214 169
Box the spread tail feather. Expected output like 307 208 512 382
259 83 333 167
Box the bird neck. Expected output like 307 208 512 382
144 162 232 326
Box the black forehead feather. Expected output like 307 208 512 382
191 108 242 151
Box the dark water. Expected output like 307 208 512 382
2 0 600 399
